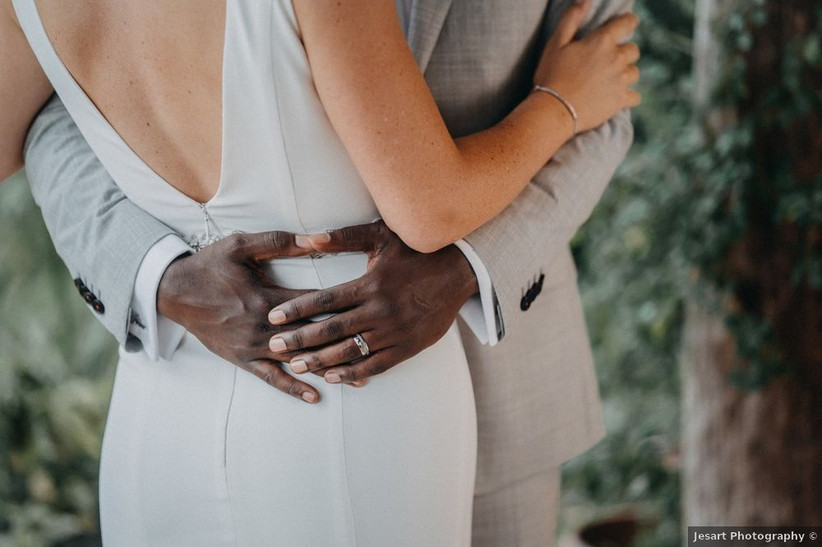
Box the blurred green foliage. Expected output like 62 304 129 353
0 173 117 546
560 0 694 545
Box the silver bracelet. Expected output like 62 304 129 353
532 85 578 136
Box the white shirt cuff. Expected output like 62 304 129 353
453 239 503 346
128 235 192 361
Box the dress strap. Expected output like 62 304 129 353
11 0 96 124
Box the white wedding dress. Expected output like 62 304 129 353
14 0 477 545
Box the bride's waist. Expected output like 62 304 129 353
262 253 368 290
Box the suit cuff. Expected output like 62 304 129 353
129 235 192 360
453 239 503 346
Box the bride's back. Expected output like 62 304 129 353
37 0 225 202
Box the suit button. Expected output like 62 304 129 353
92 300 105 314
520 296 532 311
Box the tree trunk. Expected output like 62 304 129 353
682 302 821 525
682 0 822 529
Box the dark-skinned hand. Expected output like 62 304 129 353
157 231 326 403
267 221 479 385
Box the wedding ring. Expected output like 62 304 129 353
352 333 370 357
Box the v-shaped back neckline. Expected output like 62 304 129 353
15 0 230 207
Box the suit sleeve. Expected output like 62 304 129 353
461 0 635 341
23 95 179 349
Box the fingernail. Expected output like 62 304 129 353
291 360 308 374
325 372 341 384
269 309 286 325
309 232 332 244
295 234 312 249
269 337 287 352
302 391 318 404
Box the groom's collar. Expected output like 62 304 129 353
407 0 455 73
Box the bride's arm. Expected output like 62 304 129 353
0 0 53 182
292 0 639 252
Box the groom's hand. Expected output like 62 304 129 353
157 231 323 404
266 221 479 384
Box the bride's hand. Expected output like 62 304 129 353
534 0 641 134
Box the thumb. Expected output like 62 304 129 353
549 0 591 48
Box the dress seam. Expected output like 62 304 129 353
222 368 241 546
339 386 360 545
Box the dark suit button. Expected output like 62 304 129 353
73 278 83 289
82 292 95 305
520 296 532 311
92 300 105 314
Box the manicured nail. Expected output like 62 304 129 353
269 309 286 325
302 391 318 404
291 360 308 374
269 337 287 352
295 234 312 249
309 232 332 244
325 372 341 384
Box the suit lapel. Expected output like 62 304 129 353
407 0 455 73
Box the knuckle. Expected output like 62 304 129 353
303 355 321 371
227 233 248 253
289 331 305 349
338 227 355 243
286 381 302 397
288 300 305 319
315 291 335 311
342 343 362 361
320 319 344 339
367 363 385 377
269 230 290 249
261 368 277 386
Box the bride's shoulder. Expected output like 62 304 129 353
1 0 20 30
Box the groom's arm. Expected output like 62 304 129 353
24 96 184 351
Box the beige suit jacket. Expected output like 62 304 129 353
410 0 634 495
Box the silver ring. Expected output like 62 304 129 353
352 333 370 357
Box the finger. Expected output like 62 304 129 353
307 369 367 387
619 42 640 64
289 332 382 374
269 282 361 325
594 13 640 44
245 360 320 403
304 221 390 255
322 348 403 384
622 64 640 85
228 231 314 261
261 286 316 314
270 310 363 352
549 0 591 48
